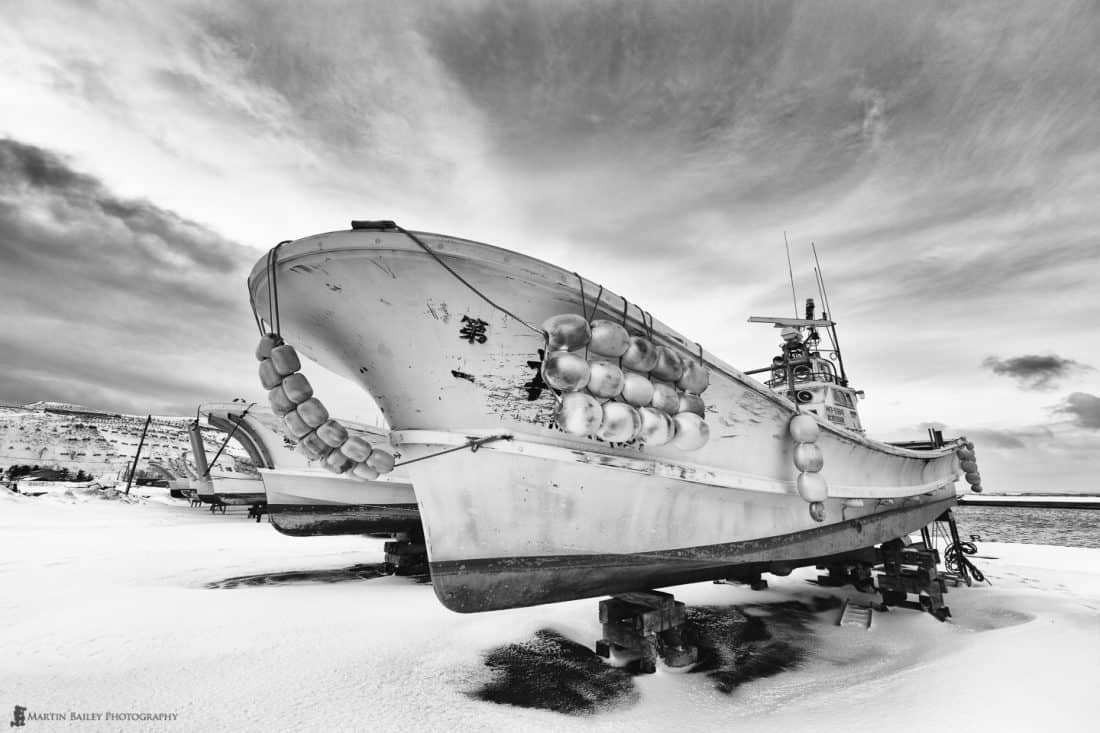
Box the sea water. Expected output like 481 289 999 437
954 505 1100 549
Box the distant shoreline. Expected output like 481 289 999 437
957 495 1100 509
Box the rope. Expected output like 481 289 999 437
393 434 513 468
264 241 290 338
397 226 543 335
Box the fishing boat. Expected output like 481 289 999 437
246 221 970 613
191 401 419 536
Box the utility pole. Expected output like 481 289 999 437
125 415 152 495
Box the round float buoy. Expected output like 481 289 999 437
621 336 659 373
259 359 282 390
956 447 975 462
270 344 301 377
650 381 680 414
323 448 355 474
638 407 675 446
789 414 820 443
970 484 983 493
671 412 708 451
267 385 297 416
366 449 395 474
677 393 705 418
597 401 642 442
255 333 282 361
283 410 313 440
809 502 826 522
964 471 981 485
296 398 329 429
542 314 591 351
589 320 630 358
282 373 313 404
960 459 979 473
555 392 603 436
677 360 710 394
620 370 655 408
297 431 331 461
651 346 685 383
352 462 380 481
793 443 824 473
587 360 625 399
542 351 591 392
316 420 349 449
341 436 372 463
797 471 828 503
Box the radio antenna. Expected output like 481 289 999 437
783 231 798 317
811 242 848 386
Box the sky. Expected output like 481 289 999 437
1 0 1098 492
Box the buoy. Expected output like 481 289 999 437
542 351 591 392
341 436 372 463
297 431 331 461
542 314 591 351
959 459 979 473
620 370 655 407
589 320 630 358
255 333 281 361
651 346 685 383
650 381 680 414
638 407 675 446
267 385 297 416
796 471 828 503
677 393 705 418
323 448 355 474
596 401 642 442
352 462 380 481
671 412 709 450
316 420 349 449
555 392 603 436
677 360 710 394
964 471 981 485
270 344 301 377
587 360 625 399
282 373 313 404
956 447 976 462
621 336 659 373
283 410 313 440
296 398 329 429
789 414 820 443
793 443 824 473
259 359 282 390
366 449 395 474
970 484 983 493
809 502 826 522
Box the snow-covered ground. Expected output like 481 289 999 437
2 488 1098 732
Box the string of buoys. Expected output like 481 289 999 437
955 439 982 493
542 314 710 450
789 412 826 522
256 334 395 480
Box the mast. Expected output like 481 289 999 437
783 231 798 317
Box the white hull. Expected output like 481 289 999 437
210 475 265 505
249 227 961 611
259 468 420 537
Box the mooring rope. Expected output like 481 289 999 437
393 434 514 468
397 226 543 336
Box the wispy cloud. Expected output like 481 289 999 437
1053 392 1100 430
982 354 1094 391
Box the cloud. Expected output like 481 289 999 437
1052 392 1100 430
0 138 261 414
981 354 1093 391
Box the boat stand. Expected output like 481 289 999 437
875 539 951 621
383 532 428 576
713 570 770 590
247 503 265 523
594 591 698 674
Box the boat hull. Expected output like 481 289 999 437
210 476 266 505
259 468 420 537
249 228 962 612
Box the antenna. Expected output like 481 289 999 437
811 242 848 386
783 231 798 317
